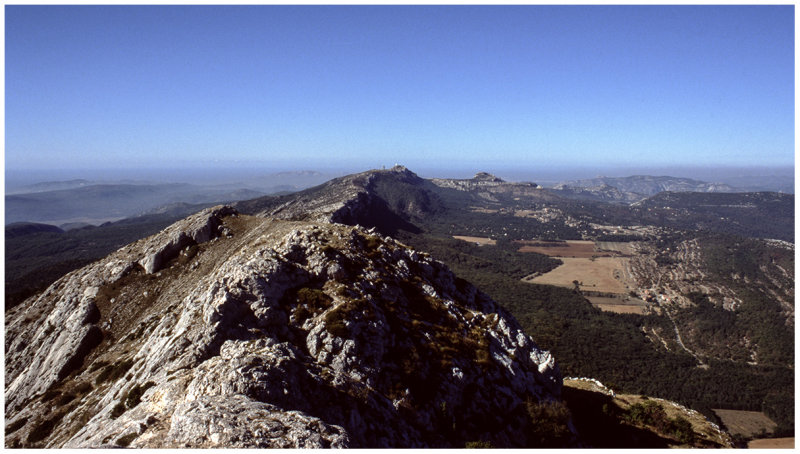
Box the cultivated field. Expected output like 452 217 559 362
748 437 794 449
595 241 635 256
525 257 632 294
712 409 778 438
453 235 496 246
586 296 648 315
468 207 499 214
517 240 603 257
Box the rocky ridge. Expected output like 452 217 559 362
430 172 513 190
557 175 738 197
546 176 742 205
235 165 417 221
5 205 564 448
551 183 645 204
235 166 566 229
430 172 548 203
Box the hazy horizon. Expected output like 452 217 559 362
5 163 794 192
5 5 794 176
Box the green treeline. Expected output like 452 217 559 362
402 232 794 436
423 210 583 242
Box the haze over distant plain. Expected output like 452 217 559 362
5 5 795 178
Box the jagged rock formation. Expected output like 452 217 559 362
5 205 564 448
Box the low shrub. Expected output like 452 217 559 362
670 415 695 444
625 400 695 444
125 381 156 409
116 432 138 447
324 309 349 338
110 402 127 419
6 417 28 435
74 381 93 395
526 400 573 447
292 305 312 322
41 389 61 403
26 412 65 444
297 288 332 311
56 392 76 406
626 400 667 427
323 298 374 338
95 359 134 385
88 360 109 373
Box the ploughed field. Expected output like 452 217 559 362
450 236 647 314
516 240 618 258
712 409 778 438
583 296 648 315
747 437 794 449
524 257 631 293
452 235 496 246
519 240 648 314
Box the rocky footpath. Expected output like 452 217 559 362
5 205 565 448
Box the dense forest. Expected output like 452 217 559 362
397 215 794 437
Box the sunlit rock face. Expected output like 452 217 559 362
5 205 563 448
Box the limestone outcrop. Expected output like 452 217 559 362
5 206 564 448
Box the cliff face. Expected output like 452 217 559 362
5 205 563 448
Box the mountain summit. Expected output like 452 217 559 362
5 204 564 448
234 165 443 234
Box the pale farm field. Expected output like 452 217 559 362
517 240 601 258
526 257 632 294
452 235 496 246
586 296 647 315
595 241 635 255
712 409 778 438
468 207 499 214
748 437 794 449
592 304 645 315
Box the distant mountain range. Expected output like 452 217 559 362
5 170 338 226
547 175 762 204
558 175 738 194
6 179 96 194
4 183 267 226
8 171 791 226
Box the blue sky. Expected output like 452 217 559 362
5 5 795 174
